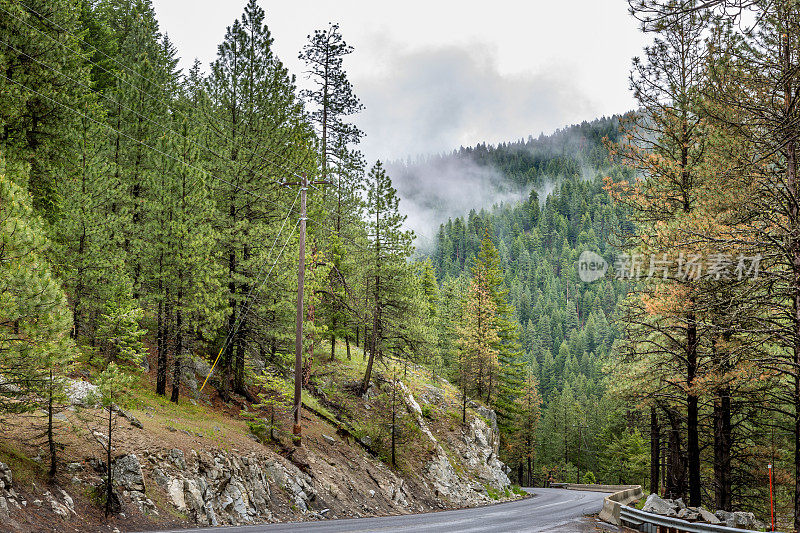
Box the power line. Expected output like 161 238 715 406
0 36 292 193
2 2 309 185
305 217 371 253
0 71 292 214
218 202 299 356
200 215 300 392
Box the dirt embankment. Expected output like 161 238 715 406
0 352 521 532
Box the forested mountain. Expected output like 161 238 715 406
386 117 624 245
423 118 642 485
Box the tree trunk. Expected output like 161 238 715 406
665 408 687 500
527 454 533 487
650 406 660 496
222 197 236 402
156 299 166 396
391 377 396 467
362 305 379 395
687 311 701 507
234 242 249 394
171 298 182 403
48 368 56 479
105 395 113 517
72 228 85 340
346 335 351 360
462 382 467 425
714 387 732 511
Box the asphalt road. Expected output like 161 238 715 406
155 487 610 533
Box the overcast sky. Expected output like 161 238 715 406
151 0 649 164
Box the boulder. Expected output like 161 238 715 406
322 434 336 446
219 479 249 518
731 511 756 529
677 508 699 521
152 467 169 488
168 449 186 470
698 507 721 524
59 488 75 515
44 491 70 518
674 497 686 510
167 478 186 511
0 462 12 489
642 493 678 517
183 479 204 512
112 454 145 493
66 379 99 407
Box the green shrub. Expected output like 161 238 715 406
420 403 433 419
583 471 597 484
246 420 268 443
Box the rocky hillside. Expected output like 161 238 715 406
0 346 521 532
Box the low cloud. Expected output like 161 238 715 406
386 156 528 248
353 42 596 162
352 40 600 247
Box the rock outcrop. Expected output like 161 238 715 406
143 448 310 526
0 461 15 519
397 381 510 505
641 494 764 530
0 374 517 530
66 379 99 407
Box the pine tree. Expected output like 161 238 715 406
0 0 88 219
0 170 75 478
205 0 316 397
93 361 136 517
148 61 225 402
299 24 366 361
298 22 363 183
510 372 542 486
605 2 711 506
457 276 500 420
361 161 414 393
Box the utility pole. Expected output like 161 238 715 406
292 174 307 446
285 172 329 446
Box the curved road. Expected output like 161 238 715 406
156 488 610 533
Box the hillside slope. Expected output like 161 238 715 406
0 344 521 532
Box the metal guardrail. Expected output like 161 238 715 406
551 483 773 533
549 482 634 492
620 506 779 533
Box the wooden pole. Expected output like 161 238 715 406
292 173 307 446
